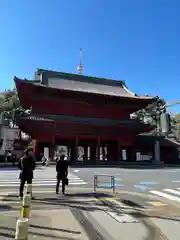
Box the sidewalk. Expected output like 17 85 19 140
0 192 150 240
1 189 180 239
0 209 90 240
151 217 180 239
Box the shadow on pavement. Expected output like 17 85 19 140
121 199 145 209
0 225 78 239
30 224 81 234
131 211 180 223
2 191 146 212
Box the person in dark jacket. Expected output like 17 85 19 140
56 153 69 195
18 147 36 199
12 154 16 166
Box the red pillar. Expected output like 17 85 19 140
33 140 39 156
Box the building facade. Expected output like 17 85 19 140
15 69 158 165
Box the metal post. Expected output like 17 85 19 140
112 176 115 195
154 105 161 164
94 175 97 193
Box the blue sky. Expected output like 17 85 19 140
0 0 180 112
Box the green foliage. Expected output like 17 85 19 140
0 88 21 125
0 88 20 111
132 98 165 126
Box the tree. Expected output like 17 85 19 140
0 88 31 126
0 88 32 142
0 88 20 125
132 98 166 127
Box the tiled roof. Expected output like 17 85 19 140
137 132 180 147
14 76 155 100
19 114 149 128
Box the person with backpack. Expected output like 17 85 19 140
18 147 36 199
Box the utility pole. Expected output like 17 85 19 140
154 100 180 164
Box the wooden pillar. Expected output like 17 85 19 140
96 136 100 162
107 141 113 162
70 137 78 164
33 140 39 156
126 147 134 162
70 144 75 163
83 145 88 164
75 136 79 162
108 140 118 162
118 140 121 161
90 143 96 164
114 140 119 162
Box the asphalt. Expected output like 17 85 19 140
1 164 180 193
71 166 180 192
1 165 180 209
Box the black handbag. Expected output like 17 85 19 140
65 178 69 185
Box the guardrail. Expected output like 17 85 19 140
93 174 115 194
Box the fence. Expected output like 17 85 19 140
93 174 115 194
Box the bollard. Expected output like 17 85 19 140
26 184 32 196
15 218 29 240
21 194 31 218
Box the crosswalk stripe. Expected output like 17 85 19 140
0 180 85 183
163 189 180 196
0 178 82 182
0 172 87 187
150 190 180 202
0 182 87 187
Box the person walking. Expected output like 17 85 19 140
18 147 36 199
56 153 69 195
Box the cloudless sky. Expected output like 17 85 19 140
0 0 180 112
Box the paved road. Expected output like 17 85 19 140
1 166 180 239
2 165 180 209
71 166 180 208
0 166 87 194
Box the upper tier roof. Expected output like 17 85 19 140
15 69 156 100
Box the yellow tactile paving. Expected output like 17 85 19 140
147 201 168 207
87 197 119 201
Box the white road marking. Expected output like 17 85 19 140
150 190 180 202
163 189 180 196
0 170 87 187
0 182 87 187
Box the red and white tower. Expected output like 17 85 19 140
77 48 83 75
